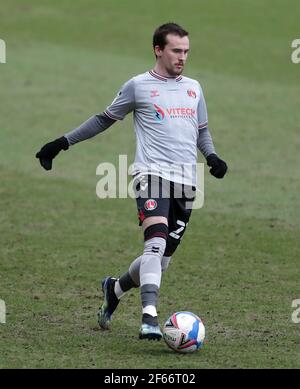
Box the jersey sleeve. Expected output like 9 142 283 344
197 84 208 130
64 113 116 145
104 78 135 120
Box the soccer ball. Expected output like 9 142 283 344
163 311 205 353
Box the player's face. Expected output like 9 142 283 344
155 34 190 76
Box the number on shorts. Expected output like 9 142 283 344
169 220 186 240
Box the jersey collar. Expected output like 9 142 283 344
149 69 182 82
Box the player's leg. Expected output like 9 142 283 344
123 219 173 284
134 175 170 339
98 175 169 332
118 216 167 289
109 182 194 331
138 216 168 340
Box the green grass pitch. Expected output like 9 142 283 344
0 0 299 368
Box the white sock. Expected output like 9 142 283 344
143 305 157 317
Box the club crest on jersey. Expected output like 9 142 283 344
151 90 160 98
187 89 197 98
154 104 165 121
144 199 157 211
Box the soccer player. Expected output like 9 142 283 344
36 23 227 340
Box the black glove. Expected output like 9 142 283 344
206 153 228 179
36 136 69 171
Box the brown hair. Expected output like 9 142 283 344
153 23 189 56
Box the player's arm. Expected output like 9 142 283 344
35 114 116 170
36 78 135 171
197 126 227 179
197 84 227 179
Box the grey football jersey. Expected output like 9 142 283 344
104 70 210 186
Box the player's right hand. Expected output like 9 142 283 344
35 136 69 171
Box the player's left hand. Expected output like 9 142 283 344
206 153 228 179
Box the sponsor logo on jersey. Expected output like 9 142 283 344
144 199 157 211
187 89 197 98
153 104 196 121
151 90 160 98
166 107 196 117
154 104 165 121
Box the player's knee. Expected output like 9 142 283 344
144 223 168 243
143 223 168 257
142 216 168 232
